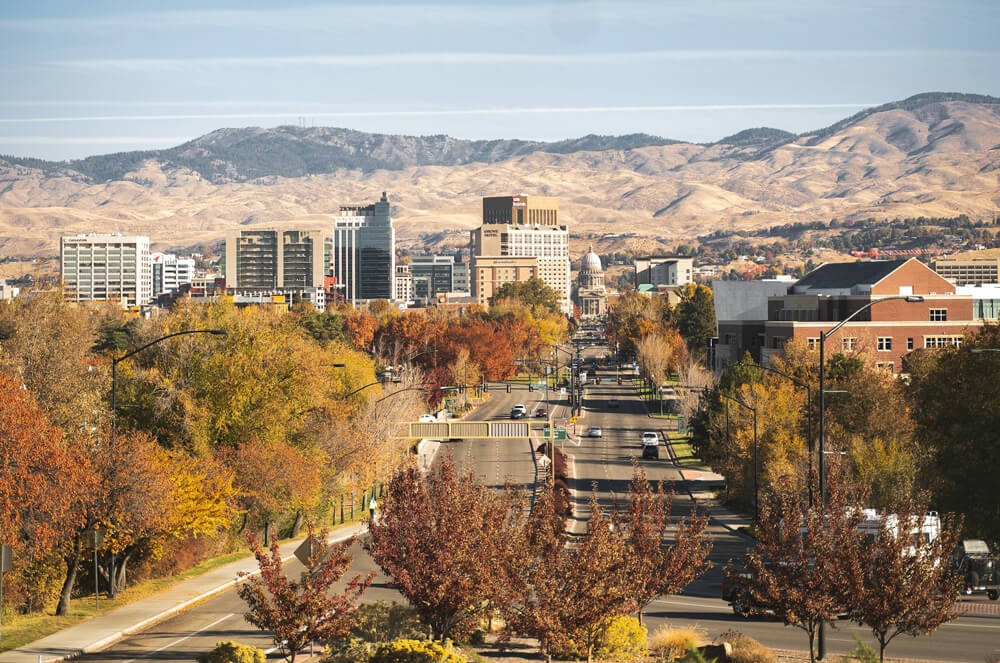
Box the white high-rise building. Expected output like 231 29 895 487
60 233 152 306
471 195 571 314
395 264 413 303
330 192 396 304
151 252 196 296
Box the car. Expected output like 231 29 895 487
511 404 527 419
586 426 603 437
952 539 1000 600
640 431 659 446
642 444 659 459
534 407 548 418
418 414 437 423
608 398 620 408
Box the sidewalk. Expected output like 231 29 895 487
0 525 365 663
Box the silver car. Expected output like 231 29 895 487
641 431 659 446
586 426 603 438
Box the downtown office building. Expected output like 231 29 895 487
223 228 327 308
60 233 153 307
330 192 396 304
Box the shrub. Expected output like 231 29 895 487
324 639 377 663
649 624 705 662
552 479 572 518
677 647 712 663
717 630 776 663
371 639 468 663
349 601 426 643
595 615 648 662
196 641 265 663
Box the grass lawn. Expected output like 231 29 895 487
667 435 709 470
0 518 366 653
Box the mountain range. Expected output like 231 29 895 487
2 92 999 258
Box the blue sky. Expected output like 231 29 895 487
1 0 998 160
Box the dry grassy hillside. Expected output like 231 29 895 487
2 98 999 258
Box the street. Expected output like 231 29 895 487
76 340 1000 663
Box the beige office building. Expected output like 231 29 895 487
471 195 571 314
933 257 1000 285
471 256 539 306
60 233 152 307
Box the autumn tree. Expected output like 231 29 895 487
365 457 525 640
619 465 711 621
237 528 372 663
605 290 665 360
731 482 863 663
505 492 637 663
843 497 962 663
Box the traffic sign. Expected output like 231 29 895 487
570 415 578 424
294 537 332 568
0 545 11 572
542 427 567 440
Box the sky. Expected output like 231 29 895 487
1 0 998 161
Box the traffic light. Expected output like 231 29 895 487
528 384 534 392
459 385 466 394
567 395 572 403
506 384 511 393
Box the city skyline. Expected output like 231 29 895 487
2 0 999 159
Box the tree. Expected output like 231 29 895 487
671 284 716 354
489 278 562 317
505 492 637 663
620 465 711 620
732 482 863 662
843 496 962 663
237 528 372 663
907 323 1000 543
365 457 524 640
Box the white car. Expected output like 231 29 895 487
586 426 603 438
511 404 527 419
418 414 437 423
640 431 659 447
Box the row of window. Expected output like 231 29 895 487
805 336 962 351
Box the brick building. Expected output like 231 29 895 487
760 259 982 374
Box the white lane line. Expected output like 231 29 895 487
121 613 235 663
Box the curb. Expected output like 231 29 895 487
1 527 364 663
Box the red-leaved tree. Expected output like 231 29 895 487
843 496 963 663
237 527 372 663
364 456 525 640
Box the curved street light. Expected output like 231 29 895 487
816 293 922 660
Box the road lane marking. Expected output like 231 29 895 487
121 612 235 663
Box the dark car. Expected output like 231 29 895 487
641 443 659 460
534 407 547 418
952 539 1000 600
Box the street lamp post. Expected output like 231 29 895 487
108 328 226 596
815 294 922 660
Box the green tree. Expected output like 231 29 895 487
489 277 562 317
671 284 716 353
907 324 1000 543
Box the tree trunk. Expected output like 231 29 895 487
291 510 304 538
807 628 816 663
56 537 82 616
107 552 116 598
116 547 136 590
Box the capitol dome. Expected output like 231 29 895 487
581 246 603 273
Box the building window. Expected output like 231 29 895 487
929 308 948 321
841 337 857 352
807 337 819 351
875 362 895 372
907 337 914 350
924 336 963 349
877 337 892 351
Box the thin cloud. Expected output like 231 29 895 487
0 103 876 125
51 49 1000 71
0 136 192 144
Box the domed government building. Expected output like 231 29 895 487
574 245 607 318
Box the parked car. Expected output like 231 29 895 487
511 404 527 419
586 426 603 437
534 407 548 418
418 414 437 423
640 431 659 446
952 539 1000 600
